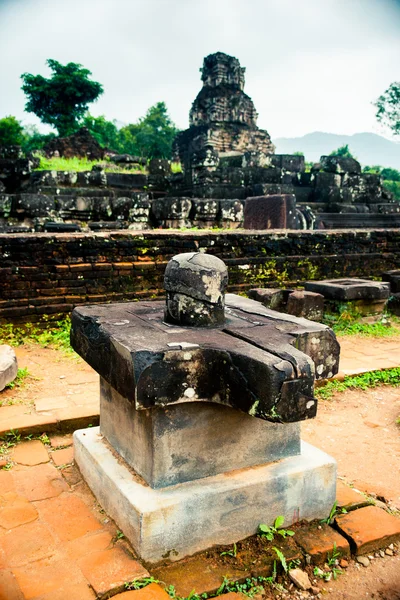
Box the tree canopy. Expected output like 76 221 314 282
329 144 356 158
120 102 179 158
21 59 103 137
374 82 400 136
0 116 25 146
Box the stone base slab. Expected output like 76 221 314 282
73 427 337 563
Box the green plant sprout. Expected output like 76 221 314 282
259 516 295 541
220 542 237 557
320 501 348 525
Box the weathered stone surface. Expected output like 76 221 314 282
305 278 390 301
0 345 18 391
243 194 297 229
164 252 228 326
248 288 289 310
286 291 324 321
44 127 104 160
74 428 337 563
382 270 400 293
320 155 361 175
387 292 400 316
100 378 301 487
71 294 339 426
271 154 305 172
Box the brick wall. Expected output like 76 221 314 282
1 229 400 322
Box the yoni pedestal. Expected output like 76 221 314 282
72 253 338 563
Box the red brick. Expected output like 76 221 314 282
51 447 74 467
33 582 95 600
70 264 93 271
0 492 38 529
152 557 248 597
12 440 50 466
78 547 149 597
294 523 350 565
13 556 88 599
50 434 73 449
55 265 70 272
65 529 113 561
335 505 400 554
0 569 24 600
61 464 82 486
0 471 15 494
93 263 113 270
113 583 172 600
336 481 371 511
35 493 102 541
0 520 57 566
114 263 134 270
13 463 69 501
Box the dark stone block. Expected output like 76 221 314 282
387 293 400 316
315 172 341 188
44 222 82 233
320 156 361 175
219 199 243 222
89 222 126 230
106 173 147 189
382 270 400 293
248 288 291 310
244 194 297 229
305 278 390 301
286 291 324 321
270 154 305 172
252 183 295 196
152 197 192 226
17 194 56 218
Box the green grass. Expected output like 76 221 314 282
34 155 147 174
0 317 73 353
4 367 30 390
316 367 400 401
323 311 400 337
35 155 100 172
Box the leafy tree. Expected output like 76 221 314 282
82 114 121 152
21 59 104 137
21 124 56 153
120 102 179 159
374 82 400 136
329 144 356 158
0 116 25 146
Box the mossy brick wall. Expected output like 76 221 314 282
1 229 400 323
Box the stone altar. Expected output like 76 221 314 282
72 253 338 562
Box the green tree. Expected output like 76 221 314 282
82 114 121 151
0 115 25 146
120 102 179 159
21 59 104 137
21 124 56 153
374 82 400 136
330 144 356 158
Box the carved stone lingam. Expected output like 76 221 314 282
72 252 339 563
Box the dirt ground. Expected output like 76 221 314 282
1 343 400 599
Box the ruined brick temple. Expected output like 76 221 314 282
0 51 399 233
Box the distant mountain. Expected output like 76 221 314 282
272 132 400 170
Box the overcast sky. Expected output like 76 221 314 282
0 0 399 139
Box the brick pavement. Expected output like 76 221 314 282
0 438 399 599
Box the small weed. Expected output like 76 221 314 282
4 367 30 390
38 433 50 445
220 542 237 558
272 546 287 572
259 516 295 541
327 543 341 567
324 310 400 338
320 502 347 525
125 577 160 591
314 544 342 582
116 530 125 540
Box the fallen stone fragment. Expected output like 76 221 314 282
288 568 311 590
356 556 370 567
0 345 18 391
